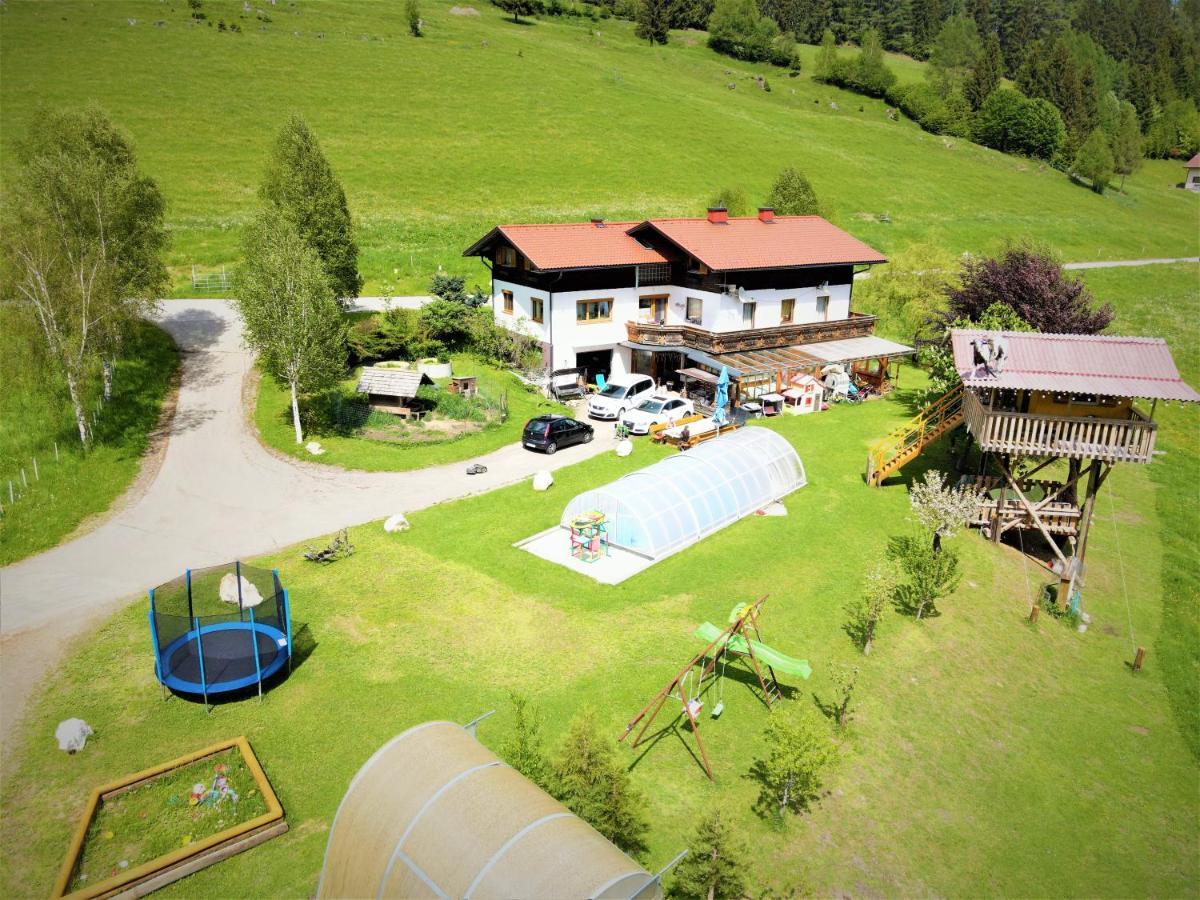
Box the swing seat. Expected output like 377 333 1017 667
710 702 725 718
685 699 703 718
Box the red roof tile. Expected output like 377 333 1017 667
484 222 668 270
1186 152 1200 168
951 330 1200 402
636 216 887 271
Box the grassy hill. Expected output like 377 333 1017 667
1 0 1196 295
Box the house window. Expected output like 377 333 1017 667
781 298 795 324
502 290 514 314
1051 392 1119 408
531 297 545 323
688 257 710 275
637 263 671 286
742 302 756 328
686 297 703 325
576 299 612 322
639 295 667 324
816 294 830 321
523 256 534 271
496 246 517 267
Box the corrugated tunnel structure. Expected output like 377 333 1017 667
317 720 661 899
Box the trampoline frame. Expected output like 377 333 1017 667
148 562 293 710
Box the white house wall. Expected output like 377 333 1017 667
492 274 854 370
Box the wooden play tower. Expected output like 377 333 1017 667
867 330 1200 607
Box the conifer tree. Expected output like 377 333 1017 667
814 28 838 82
259 114 362 301
500 692 550 787
636 0 672 45
965 32 1002 110
1110 102 1142 191
1072 128 1115 193
550 712 649 855
667 809 749 900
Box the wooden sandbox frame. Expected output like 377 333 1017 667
51 736 287 900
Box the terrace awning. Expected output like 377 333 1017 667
676 367 720 384
712 335 914 377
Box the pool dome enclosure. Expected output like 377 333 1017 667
561 427 806 561
149 562 292 708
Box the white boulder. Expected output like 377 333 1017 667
306 441 325 456
532 470 554 492
55 718 94 753
384 513 410 533
219 572 264 608
615 439 633 458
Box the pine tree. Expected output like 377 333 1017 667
1072 127 1115 193
500 692 550 787
1110 101 1142 191
765 166 820 216
550 712 649 855
965 32 1002 110
667 809 749 900
636 0 672 45
259 114 362 301
927 14 982 99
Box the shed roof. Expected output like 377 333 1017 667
355 367 434 399
951 330 1200 402
633 216 888 271
1185 152 1200 168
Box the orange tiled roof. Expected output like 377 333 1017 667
636 216 887 271
1186 152 1200 168
492 222 667 270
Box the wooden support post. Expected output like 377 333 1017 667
1029 604 1039 624
992 458 1006 544
1133 646 1146 673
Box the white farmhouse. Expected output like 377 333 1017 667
1185 153 1200 191
463 208 911 402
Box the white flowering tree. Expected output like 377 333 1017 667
909 469 979 553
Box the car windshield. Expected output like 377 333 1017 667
598 384 627 399
636 399 666 413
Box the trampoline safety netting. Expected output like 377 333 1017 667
149 562 292 706
561 426 806 561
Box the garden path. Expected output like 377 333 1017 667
0 300 615 747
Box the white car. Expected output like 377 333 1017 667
620 396 695 435
586 375 656 421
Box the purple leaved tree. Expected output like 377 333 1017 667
946 246 1114 334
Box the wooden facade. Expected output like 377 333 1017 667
626 311 877 356
962 389 1157 464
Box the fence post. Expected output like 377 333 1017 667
54 441 59 462
21 468 27 488
8 481 14 505
32 457 38 481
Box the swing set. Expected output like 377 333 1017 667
620 595 810 780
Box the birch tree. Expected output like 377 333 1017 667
2 106 168 444
237 209 348 444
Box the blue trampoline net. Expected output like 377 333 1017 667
150 563 289 694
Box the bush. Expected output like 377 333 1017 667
751 705 836 820
346 308 442 365
885 82 969 136
887 533 961 620
1072 128 1115 193
707 0 784 65
973 88 1065 160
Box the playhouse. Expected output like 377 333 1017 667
783 374 821 415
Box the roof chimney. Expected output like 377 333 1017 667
706 207 729 224
590 218 605 228
758 207 775 223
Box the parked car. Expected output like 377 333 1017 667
586 374 656 421
620 395 695 435
522 415 594 454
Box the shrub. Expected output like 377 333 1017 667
824 28 895 97
1144 99 1200 159
887 533 961 620
973 89 1065 160
765 166 820 216
751 705 836 820
709 185 749 216
885 82 965 135
1072 128 1115 193
707 0 783 65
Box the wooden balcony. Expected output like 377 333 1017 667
625 312 876 355
962 390 1157 463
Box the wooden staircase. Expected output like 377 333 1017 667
865 385 965 486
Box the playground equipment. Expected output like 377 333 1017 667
148 563 292 710
318 716 676 899
569 511 610 563
620 596 810 779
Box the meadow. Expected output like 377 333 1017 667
1 0 1196 297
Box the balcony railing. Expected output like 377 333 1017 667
962 390 1157 463
625 312 877 355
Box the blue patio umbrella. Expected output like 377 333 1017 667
712 366 730 426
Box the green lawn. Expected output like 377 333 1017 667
1 1 1196 296
254 354 566 471
4 349 1197 896
0 320 179 566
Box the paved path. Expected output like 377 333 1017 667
0 300 613 742
1060 257 1200 270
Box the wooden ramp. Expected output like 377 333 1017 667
865 385 964 486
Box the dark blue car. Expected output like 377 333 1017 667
522 415 594 454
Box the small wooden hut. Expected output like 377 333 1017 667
355 367 435 418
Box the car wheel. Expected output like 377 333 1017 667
583 431 593 443
546 442 557 455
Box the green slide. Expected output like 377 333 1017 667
693 622 813 680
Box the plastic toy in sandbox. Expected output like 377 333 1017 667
148 562 293 708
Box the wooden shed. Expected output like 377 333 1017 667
356 367 435 416
317 720 662 900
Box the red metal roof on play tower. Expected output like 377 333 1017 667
951 330 1200 402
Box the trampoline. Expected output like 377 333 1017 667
149 562 292 708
